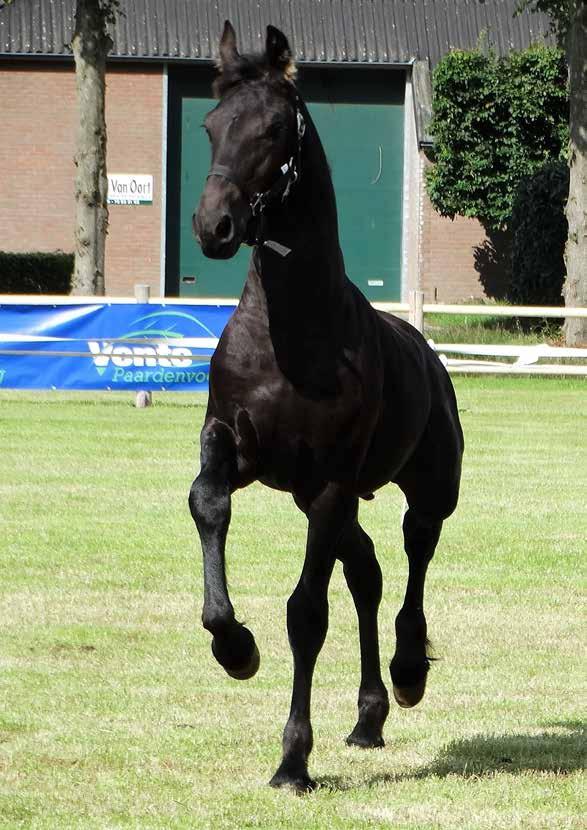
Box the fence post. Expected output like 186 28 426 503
134 283 152 408
409 289 424 333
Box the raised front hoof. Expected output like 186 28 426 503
269 767 316 794
224 643 260 680
390 650 430 709
345 728 385 749
392 677 427 709
211 626 260 681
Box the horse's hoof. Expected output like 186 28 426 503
392 677 427 708
390 651 430 708
269 770 316 793
345 690 389 747
224 643 260 680
345 730 385 749
211 627 260 680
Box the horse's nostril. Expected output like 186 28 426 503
215 214 233 241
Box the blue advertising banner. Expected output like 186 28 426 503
0 302 236 391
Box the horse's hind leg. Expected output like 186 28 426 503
338 511 389 748
188 418 259 680
390 508 442 708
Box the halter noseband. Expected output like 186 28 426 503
206 97 306 256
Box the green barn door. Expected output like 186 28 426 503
166 68 404 301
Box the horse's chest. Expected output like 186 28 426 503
210 320 377 493
240 378 369 493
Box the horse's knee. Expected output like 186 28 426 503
287 586 327 632
403 509 442 561
343 559 383 611
189 473 230 532
188 473 207 518
188 475 203 519
341 528 383 607
286 586 328 654
189 419 236 523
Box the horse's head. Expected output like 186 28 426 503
194 21 301 259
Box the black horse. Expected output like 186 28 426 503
190 21 464 792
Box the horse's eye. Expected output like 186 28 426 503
265 122 285 140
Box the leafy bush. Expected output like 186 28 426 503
0 252 73 294
426 45 569 231
508 161 568 305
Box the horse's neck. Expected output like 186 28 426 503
245 108 348 388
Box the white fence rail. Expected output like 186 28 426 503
373 301 587 320
431 344 587 376
396 291 587 377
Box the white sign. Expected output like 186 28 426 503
108 174 153 205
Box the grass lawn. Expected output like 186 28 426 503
422 312 565 347
0 377 585 829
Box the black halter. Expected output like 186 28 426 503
206 98 306 256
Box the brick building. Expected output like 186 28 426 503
0 0 551 302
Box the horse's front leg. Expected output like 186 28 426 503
189 418 259 680
270 484 355 793
338 511 389 748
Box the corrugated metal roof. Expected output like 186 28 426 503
0 0 552 65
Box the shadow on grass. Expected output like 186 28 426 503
317 721 585 792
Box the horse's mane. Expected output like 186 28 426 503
213 53 297 99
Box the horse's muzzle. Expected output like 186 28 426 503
194 179 248 260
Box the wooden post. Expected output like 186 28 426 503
409 289 424 333
134 283 152 408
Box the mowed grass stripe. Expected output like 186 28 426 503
0 378 585 829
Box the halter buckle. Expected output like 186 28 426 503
281 157 296 202
297 110 306 139
250 192 266 216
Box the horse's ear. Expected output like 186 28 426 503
266 25 297 81
217 20 239 70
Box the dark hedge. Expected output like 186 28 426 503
0 252 73 294
509 161 568 306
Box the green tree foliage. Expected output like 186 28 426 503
509 161 569 305
426 45 569 231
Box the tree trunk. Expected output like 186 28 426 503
71 0 112 296
563 0 587 345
